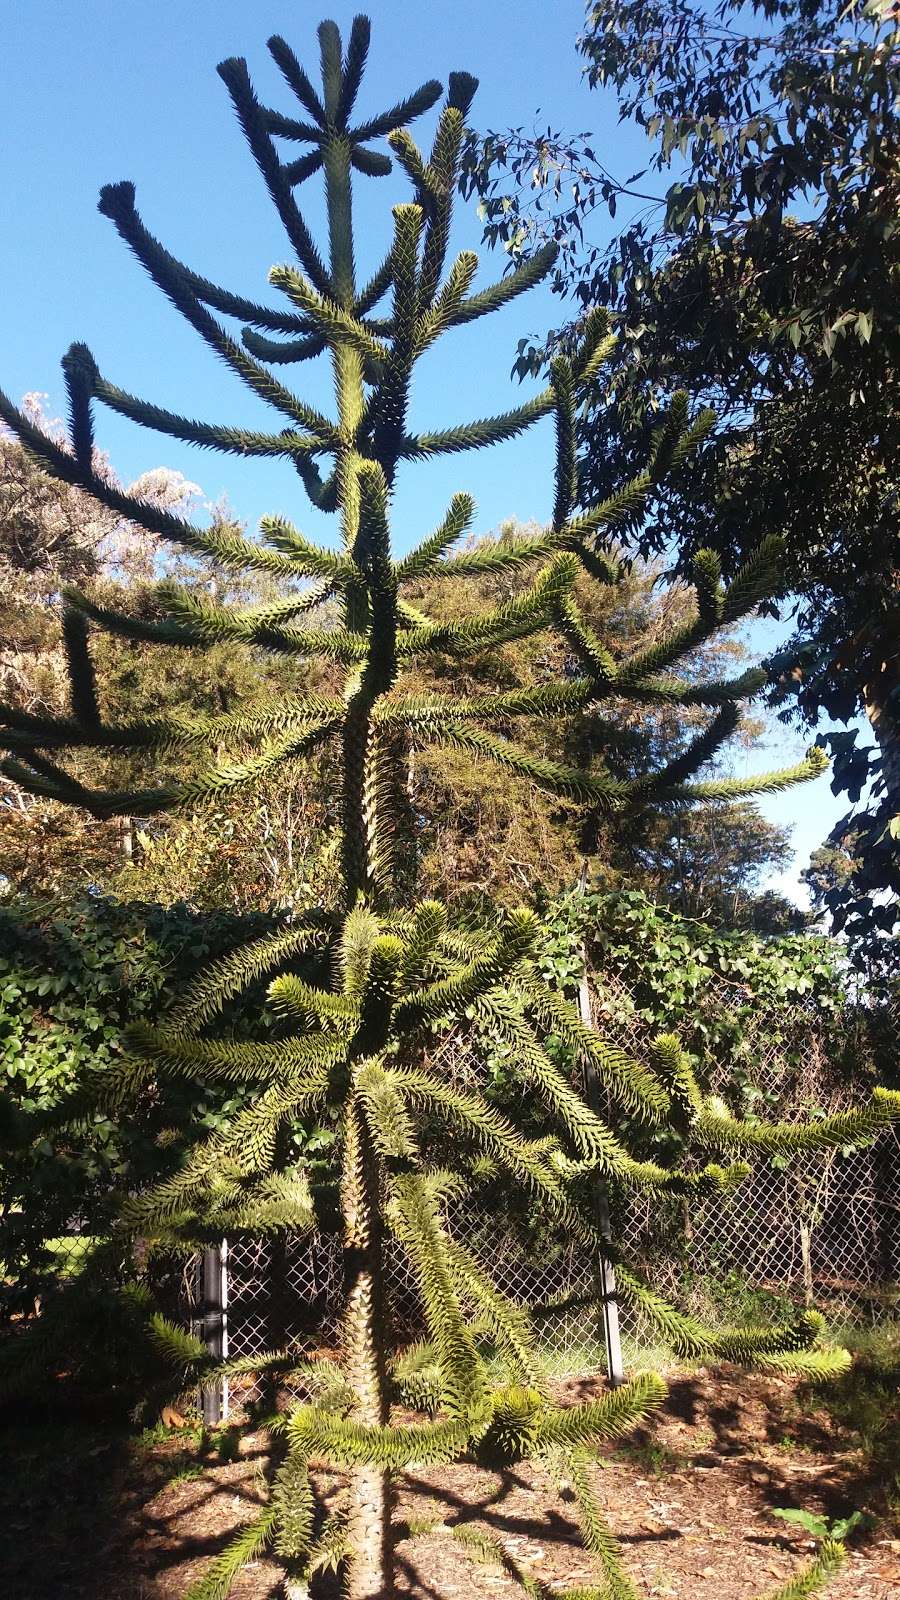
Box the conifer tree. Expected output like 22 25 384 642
2 18 898 1600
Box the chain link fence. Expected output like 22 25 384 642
213 976 900 1404
595 970 900 1322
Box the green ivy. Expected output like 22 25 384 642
546 884 844 1057
0 896 276 1308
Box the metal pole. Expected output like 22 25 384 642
201 1240 227 1424
220 1237 229 1419
578 956 626 1388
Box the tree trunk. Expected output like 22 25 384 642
342 1103 391 1598
576 906 625 1388
346 1460 389 1600
263 1127 291 1418
865 670 900 809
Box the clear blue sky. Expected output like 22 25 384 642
0 0 845 899
2 0 623 540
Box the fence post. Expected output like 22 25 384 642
201 1239 228 1424
874 1132 899 1286
578 961 626 1387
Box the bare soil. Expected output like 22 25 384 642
6 1368 899 1599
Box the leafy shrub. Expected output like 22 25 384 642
0 895 275 1310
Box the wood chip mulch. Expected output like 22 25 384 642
6 1368 899 1598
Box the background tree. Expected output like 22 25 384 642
0 416 342 908
460 0 900 960
1 401 146 895
409 519 794 922
1 431 791 921
629 800 795 929
2 15 896 1600
0 894 279 1317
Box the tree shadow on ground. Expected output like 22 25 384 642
5 1357 898 1598
2 1415 136 1600
613 1366 898 1531
1 1406 276 1600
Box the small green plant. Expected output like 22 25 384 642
215 1426 243 1464
685 1268 791 1330
614 1436 680 1476
136 1418 205 1453
165 1455 206 1487
772 1508 866 1544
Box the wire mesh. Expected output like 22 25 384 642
215 976 900 1406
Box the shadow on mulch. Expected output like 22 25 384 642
4 1415 135 1599
3 1360 898 1599
1 1401 274 1600
656 1364 899 1524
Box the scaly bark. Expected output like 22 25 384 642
341 1101 390 1598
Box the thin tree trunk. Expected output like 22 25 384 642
865 675 900 807
341 1103 390 1598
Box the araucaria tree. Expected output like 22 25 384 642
2 18 898 1600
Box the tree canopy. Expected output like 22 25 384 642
1 435 794 923
460 0 900 960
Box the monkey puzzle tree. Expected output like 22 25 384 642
2 17 898 1600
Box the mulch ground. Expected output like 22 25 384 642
6 1368 899 1598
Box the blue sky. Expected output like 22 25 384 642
2 0 621 538
0 0 846 899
